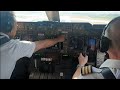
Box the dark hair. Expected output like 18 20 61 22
0 11 16 33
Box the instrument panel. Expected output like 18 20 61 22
16 21 106 79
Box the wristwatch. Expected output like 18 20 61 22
76 64 84 69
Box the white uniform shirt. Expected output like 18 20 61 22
0 39 36 79
79 59 120 79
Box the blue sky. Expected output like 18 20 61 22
14 11 120 24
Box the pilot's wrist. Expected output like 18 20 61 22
76 64 84 68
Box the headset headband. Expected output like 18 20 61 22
102 16 120 36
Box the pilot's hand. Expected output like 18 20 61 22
57 35 65 42
78 53 88 66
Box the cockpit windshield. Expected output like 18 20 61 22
14 11 120 24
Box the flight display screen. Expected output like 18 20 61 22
89 38 96 46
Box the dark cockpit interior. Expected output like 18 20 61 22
15 21 106 79
11 11 120 79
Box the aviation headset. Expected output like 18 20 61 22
0 12 15 46
100 16 120 52
0 11 15 33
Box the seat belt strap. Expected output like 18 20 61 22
101 67 116 79
0 35 10 46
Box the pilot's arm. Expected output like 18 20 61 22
34 35 65 52
72 53 104 79
72 53 88 79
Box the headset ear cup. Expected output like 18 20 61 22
100 36 110 52
7 25 12 32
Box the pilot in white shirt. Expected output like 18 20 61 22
72 16 120 79
79 59 120 79
0 11 65 79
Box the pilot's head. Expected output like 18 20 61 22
0 11 17 38
100 16 120 59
